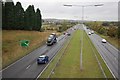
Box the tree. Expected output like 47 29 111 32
2 1 42 31
118 22 120 39
2 2 5 29
34 8 42 31
24 5 35 30
4 1 15 29
98 27 106 34
30 5 35 30
14 2 24 30
107 26 117 37
102 22 109 26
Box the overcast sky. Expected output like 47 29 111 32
7 0 120 21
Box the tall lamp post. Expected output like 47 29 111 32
63 4 103 23
63 3 104 71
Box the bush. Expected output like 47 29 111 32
98 27 106 34
107 26 117 37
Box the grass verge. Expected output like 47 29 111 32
39 32 72 78
39 30 113 78
84 31 114 78
2 30 60 69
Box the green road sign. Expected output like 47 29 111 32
20 40 30 47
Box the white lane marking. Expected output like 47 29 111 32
107 42 119 52
1 45 46 72
26 65 31 69
36 31 73 79
1 35 64 72
84 25 117 79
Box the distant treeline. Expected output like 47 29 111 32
85 21 120 39
2 1 42 31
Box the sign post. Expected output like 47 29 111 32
20 40 30 48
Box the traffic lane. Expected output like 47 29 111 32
84 26 118 67
77 24 84 30
17 32 71 78
92 33 118 60
18 36 67 78
88 32 118 78
93 36 118 78
2 34 67 78
81 25 118 78
2 45 48 78
85 29 118 59
90 34 118 70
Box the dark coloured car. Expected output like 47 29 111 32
67 33 71 36
87 27 89 29
37 55 49 64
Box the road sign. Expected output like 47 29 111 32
20 40 30 47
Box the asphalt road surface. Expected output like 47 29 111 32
2 24 119 79
2 26 75 79
82 24 119 79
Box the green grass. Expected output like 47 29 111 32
84 31 113 78
39 30 113 78
40 32 72 78
2 30 60 69
50 30 81 78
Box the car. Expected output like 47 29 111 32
88 32 91 35
37 55 49 64
67 33 71 36
87 27 89 29
91 31 94 34
102 39 107 43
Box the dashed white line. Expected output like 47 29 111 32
26 65 31 69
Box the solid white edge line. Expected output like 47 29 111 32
1 35 64 72
84 25 117 79
36 36 67 79
36 29 75 79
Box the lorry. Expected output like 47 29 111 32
46 33 57 46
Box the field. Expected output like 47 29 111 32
40 30 113 78
2 30 60 68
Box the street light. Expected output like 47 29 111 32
63 4 73 7
63 4 104 23
63 3 103 71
